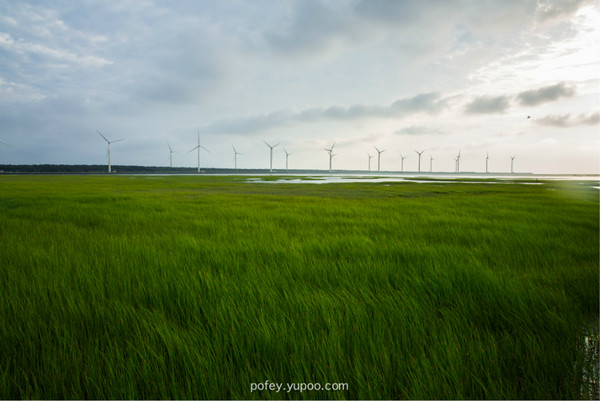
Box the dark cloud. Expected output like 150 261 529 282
464 95 511 114
535 112 599 127
264 0 357 57
201 93 450 135
536 0 595 22
579 112 600 125
517 82 576 106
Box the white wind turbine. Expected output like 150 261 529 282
486 152 489 173
368 153 373 171
264 141 279 172
284 148 292 170
455 149 461 173
232 145 242 169
415 150 424 172
97 130 124 173
167 142 177 168
429 154 434 173
324 142 335 172
510 155 516 174
189 132 209 173
400 155 406 172
375 146 385 172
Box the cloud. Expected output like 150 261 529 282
516 82 576 106
394 126 446 136
200 93 450 135
264 0 358 58
464 95 511 114
534 112 599 127
536 0 596 22
0 32 112 67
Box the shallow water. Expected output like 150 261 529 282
243 174 599 185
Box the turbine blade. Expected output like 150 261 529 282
168 142 173 152
0 139 13 148
112 139 125 144
97 130 109 143
188 146 200 153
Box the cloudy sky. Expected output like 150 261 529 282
0 0 598 173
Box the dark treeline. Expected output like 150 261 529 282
0 164 363 175
0 164 197 174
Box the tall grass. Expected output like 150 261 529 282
0 175 597 399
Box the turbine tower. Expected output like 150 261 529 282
400 155 406 172
455 149 461 173
368 153 373 171
324 142 335 172
189 132 209 173
415 150 424 172
232 145 242 169
510 155 516 174
264 141 279 172
485 152 489 173
284 148 292 170
97 130 124 173
375 146 385 172
429 154 434 173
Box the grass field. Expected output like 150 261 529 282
0 175 598 399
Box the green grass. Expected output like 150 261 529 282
0 175 598 399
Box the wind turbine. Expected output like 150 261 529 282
429 154 434 173
415 150 424 172
232 145 242 169
455 149 461 173
284 148 292 170
400 155 406 172
368 153 373 171
167 142 177 168
486 152 489 173
510 155 516 174
374 146 385 172
189 132 209 173
97 130 124 173
264 141 279 172
324 142 335 172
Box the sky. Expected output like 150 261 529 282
0 0 598 174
